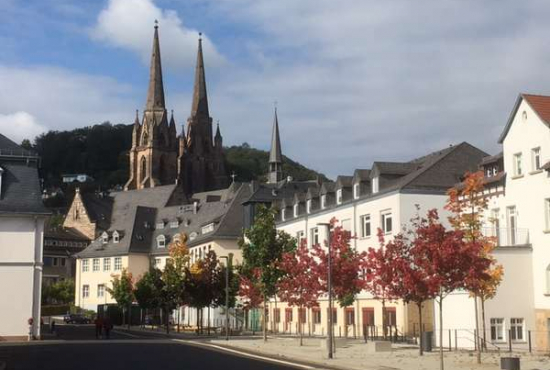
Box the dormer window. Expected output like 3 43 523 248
157 235 166 248
201 223 215 234
293 204 299 217
321 195 326 209
170 220 179 228
101 232 108 244
306 200 311 214
156 221 165 230
353 183 359 199
112 231 120 244
336 189 342 204
372 177 379 194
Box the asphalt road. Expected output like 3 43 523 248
0 325 302 370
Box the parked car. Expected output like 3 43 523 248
64 314 91 324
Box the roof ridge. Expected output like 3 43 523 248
211 184 246 237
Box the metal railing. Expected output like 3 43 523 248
482 227 530 247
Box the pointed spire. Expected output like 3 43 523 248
269 107 282 164
134 109 140 125
190 33 209 117
169 109 176 126
145 21 166 111
215 121 221 139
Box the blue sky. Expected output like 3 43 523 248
2 0 550 178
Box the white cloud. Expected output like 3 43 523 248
0 65 136 142
0 112 46 144
90 0 223 70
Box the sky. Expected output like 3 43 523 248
1 0 550 178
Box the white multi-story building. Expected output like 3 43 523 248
0 134 49 340
272 142 486 338
437 93 550 351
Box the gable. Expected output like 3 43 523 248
499 94 550 144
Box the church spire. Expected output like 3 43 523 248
190 33 209 117
268 106 283 184
145 21 165 111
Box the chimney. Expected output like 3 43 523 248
193 201 198 214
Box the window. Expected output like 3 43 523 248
103 258 111 271
383 307 396 327
327 308 337 324
156 221 165 230
285 308 293 322
381 212 393 234
293 204 299 218
153 258 161 267
93 258 100 272
513 153 523 176
61 258 66 266
306 199 311 214
202 223 215 234
345 308 355 326
281 208 286 221
298 308 306 323
341 219 351 232
82 259 89 272
310 227 319 246
353 183 360 199
296 230 305 245
510 318 524 341
362 308 375 327
97 284 105 298
157 235 166 248
82 285 89 298
312 308 321 324
532 148 541 171
490 318 505 341
321 195 326 209
114 257 122 271
52 257 59 266
336 189 342 204
507 206 517 245
101 232 109 244
545 199 550 231
361 214 371 238
112 231 120 243
170 220 179 228
372 177 379 193
274 308 281 323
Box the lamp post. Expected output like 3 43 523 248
219 255 230 341
318 222 333 359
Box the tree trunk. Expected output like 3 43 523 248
439 297 444 370
263 297 268 342
128 302 131 329
474 295 481 363
418 302 424 356
207 306 211 336
196 308 200 335
481 298 487 351
299 306 303 346
382 298 387 339
166 308 170 335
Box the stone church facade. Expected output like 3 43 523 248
125 26 228 194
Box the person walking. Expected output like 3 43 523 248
94 316 103 339
103 317 113 339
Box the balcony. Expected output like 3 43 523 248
482 227 530 247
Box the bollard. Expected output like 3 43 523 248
474 329 477 351
528 330 532 353
454 330 457 351
339 326 341 338
449 330 452 351
508 329 512 353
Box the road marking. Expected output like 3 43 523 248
112 330 142 338
172 339 317 369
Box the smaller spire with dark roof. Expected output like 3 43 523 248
190 33 209 118
267 107 283 184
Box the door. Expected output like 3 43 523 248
507 206 517 246
362 308 375 336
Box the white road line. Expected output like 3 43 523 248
112 330 142 338
172 339 318 370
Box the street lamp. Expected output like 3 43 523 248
219 255 230 341
317 222 333 359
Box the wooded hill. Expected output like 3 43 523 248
28 122 328 189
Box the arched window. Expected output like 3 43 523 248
140 156 147 182
157 235 166 248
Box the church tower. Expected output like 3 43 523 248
267 107 283 184
178 35 228 193
125 24 178 191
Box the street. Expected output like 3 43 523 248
0 325 302 370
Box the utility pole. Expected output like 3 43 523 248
318 223 333 359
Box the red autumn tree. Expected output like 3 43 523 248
239 268 263 311
413 209 491 370
277 240 323 346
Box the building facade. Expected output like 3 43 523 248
0 134 49 340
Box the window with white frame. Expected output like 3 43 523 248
170 220 179 228
361 214 371 238
296 230 305 245
353 183 360 199
156 221 165 229
101 232 109 244
321 195 326 209
372 177 379 193
153 258 161 268
293 204 299 217
532 147 541 171
93 258 100 272
82 285 89 298
82 259 89 272
490 318 505 341
545 199 550 230
336 189 342 204
97 284 105 298
113 231 119 243
157 235 166 248
306 200 311 214
281 208 286 221
201 223 215 234
114 257 122 271
381 211 393 234
513 153 523 176
510 318 524 341
103 258 111 271
310 227 319 246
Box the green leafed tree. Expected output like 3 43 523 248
106 269 134 327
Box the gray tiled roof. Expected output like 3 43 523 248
0 161 49 216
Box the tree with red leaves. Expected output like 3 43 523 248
239 268 263 311
277 241 323 346
413 209 491 370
